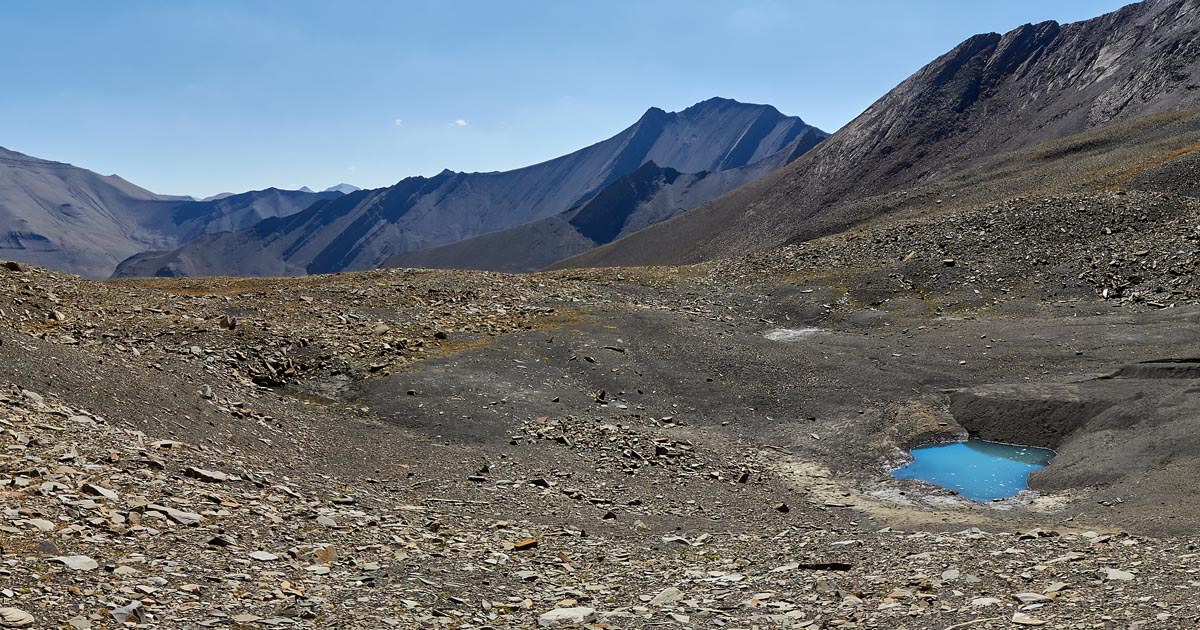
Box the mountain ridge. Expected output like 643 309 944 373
564 0 1200 268
382 132 814 273
112 98 827 278
0 147 343 278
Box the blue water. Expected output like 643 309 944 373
892 439 1055 502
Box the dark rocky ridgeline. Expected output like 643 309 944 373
112 98 828 278
381 146 811 273
151 188 343 244
567 0 1200 268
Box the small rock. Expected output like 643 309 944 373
513 538 538 551
0 607 34 628
146 504 202 526
250 551 279 562
314 546 337 563
2 261 22 272
185 467 229 483
1012 612 1048 626
49 555 99 571
82 483 119 501
110 601 145 624
1013 592 1053 604
1104 568 1135 581
649 587 684 606
538 607 596 626
26 519 54 532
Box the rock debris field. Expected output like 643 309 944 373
1 252 1200 628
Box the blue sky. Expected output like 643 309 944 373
0 0 1130 197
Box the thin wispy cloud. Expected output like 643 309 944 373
453 119 468 127
393 119 403 127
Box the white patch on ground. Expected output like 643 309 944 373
764 328 824 341
863 488 916 505
923 494 974 508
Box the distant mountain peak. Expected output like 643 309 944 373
682 97 777 116
686 96 746 110
298 186 315 193
324 183 361 194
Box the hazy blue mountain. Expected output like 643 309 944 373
0 146 341 278
324 183 361 194
383 143 809 273
113 97 827 278
142 188 343 244
0 146 169 278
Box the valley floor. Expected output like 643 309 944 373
2 252 1199 629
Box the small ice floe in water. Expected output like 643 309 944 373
893 439 1055 502
764 328 824 341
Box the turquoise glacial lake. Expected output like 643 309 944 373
892 439 1055 502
